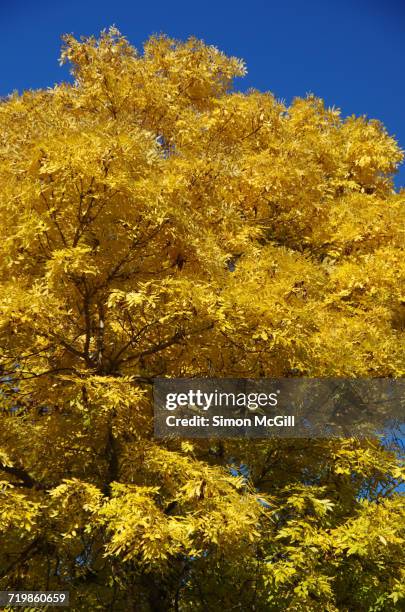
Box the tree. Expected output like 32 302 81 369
0 28 404 611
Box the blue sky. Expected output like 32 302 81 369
1 0 404 187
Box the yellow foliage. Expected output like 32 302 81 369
0 28 403 610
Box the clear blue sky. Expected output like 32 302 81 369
1 0 404 187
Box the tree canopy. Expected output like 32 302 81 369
0 28 404 610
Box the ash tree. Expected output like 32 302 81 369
0 28 404 611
